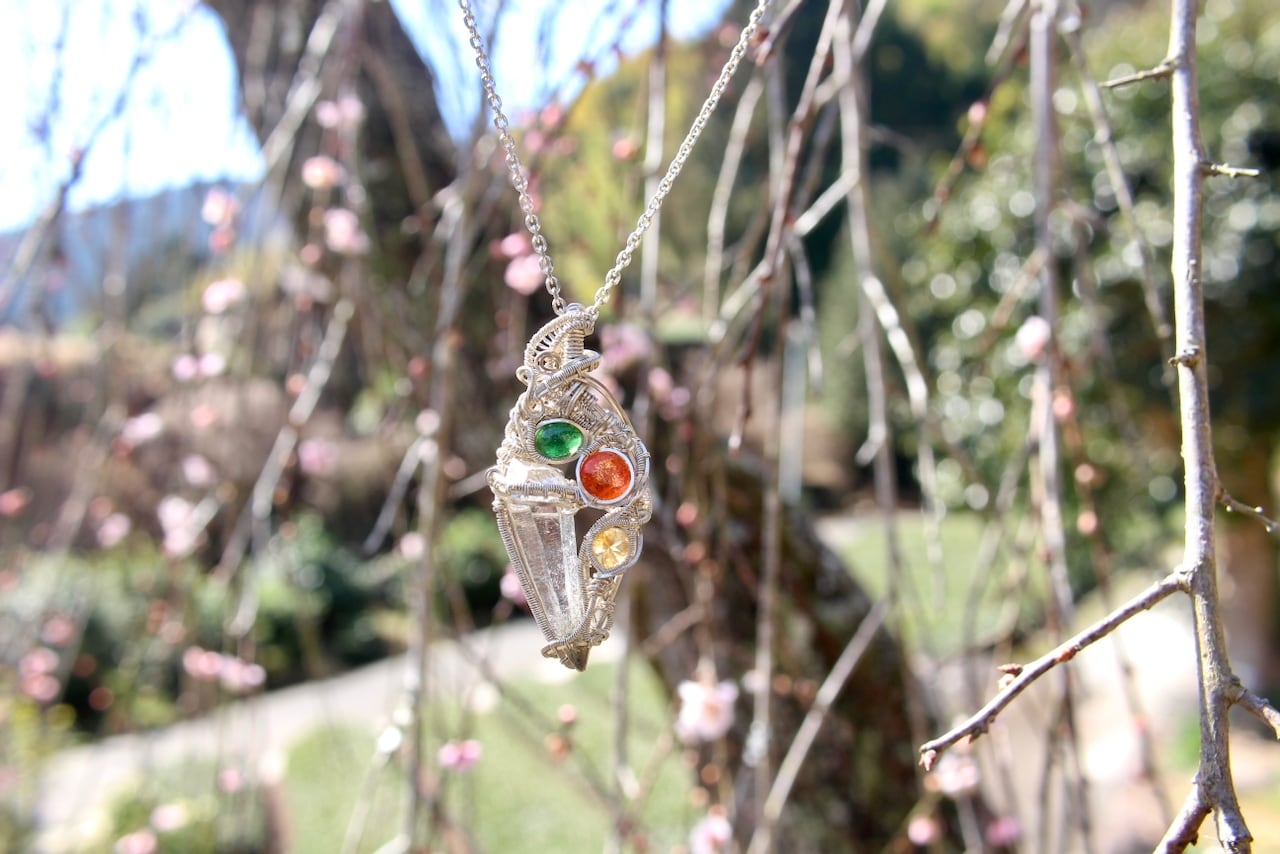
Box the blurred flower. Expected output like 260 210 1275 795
217 767 245 793
600 323 652 373
437 739 482 771
219 657 267 694
688 807 732 854
675 678 739 744
611 137 639 160
1015 315 1052 362
201 188 238 226
171 354 200 382
500 565 527 608
122 412 164 445
198 352 227 378
97 512 132 548
208 225 236 254
497 232 531 258
504 253 544 295
157 496 203 557
907 814 941 846
0 487 31 517
557 704 577 727
182 646 223 681
301 155 345 190
926 752 980 798
181 455 216 487
149 802 189 833
189 404 219 430
115 829 158 854
41 615 76 646
20 647 58 677
397 532 425 560
985 816 1022 846
298 438 339 476
323 208 369 254
316 94 364 130
21 673 60 703
202 277 246 314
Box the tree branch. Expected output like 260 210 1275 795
918 571 1185 767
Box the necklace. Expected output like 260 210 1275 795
463 0 771 670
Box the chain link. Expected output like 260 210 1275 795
459 0 772 318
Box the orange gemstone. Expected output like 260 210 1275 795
579 450 633 503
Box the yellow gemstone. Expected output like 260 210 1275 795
591 527 631 570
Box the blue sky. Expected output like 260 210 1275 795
0 0 732 233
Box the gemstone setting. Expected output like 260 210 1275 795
591 526 632 571
578 449 634 504
534 419 584 461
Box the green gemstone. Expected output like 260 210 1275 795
535 420 584 460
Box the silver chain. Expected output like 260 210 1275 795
459 0 772 318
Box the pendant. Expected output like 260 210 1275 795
488 306 652 670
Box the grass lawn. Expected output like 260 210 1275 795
825 510 1046 659
283 657 697 853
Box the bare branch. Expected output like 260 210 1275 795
918 572 1185 767
1203 162 1262 179
1156 786 1211 853
1230 681 1280 741
1217 487 1280 537
1101 60 1174 89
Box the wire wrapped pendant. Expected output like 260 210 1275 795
489 306 652 670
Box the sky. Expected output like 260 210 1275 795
0 0 732 233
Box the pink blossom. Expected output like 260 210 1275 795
437 739 482 771
600 323 652 372
316 94 364 130
115 829 158 854
503 253 544 295
122 412 164 445
201 188 238 226
927 752 980 798
907 814 941 845
202 277 246 314
157 496 194 534
219 657 267 694
41 615 76 646
397 532 425 560
171 354 200 382
197 352 226 377
323 208 369 254
611 137 639 160
985 816 1022 846
21 673 60 703
301 155 345 190
497 232 531 258
189 404 219 430
181 455 216 487
1015 315 1052 362
0 487 30 517
97 513 132 547
557 704 577 726
217 767 245 793
158 496 203 557
149 802 189 832
688 808 733 854
182 646 223 681
297 438 339 476
675 678 739 744
20 647 58 677
500 565 528 608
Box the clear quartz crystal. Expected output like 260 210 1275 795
498 462 584 643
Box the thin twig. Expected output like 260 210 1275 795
919 571 1185 766
1216 486 1280 536
1230 682 1280 740
1101 60 1174 89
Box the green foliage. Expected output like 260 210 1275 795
94 761 269 853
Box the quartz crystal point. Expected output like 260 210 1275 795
492 460 587 663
